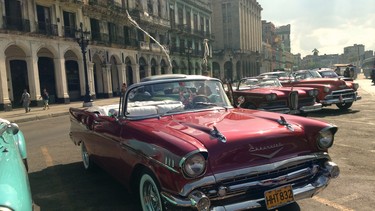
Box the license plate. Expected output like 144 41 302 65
264 185 294 210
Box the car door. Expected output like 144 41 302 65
91 115 124 180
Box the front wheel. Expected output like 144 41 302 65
336 102 353 110
81 142 95 171
139 170 163 211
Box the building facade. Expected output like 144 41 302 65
0 0 213 111
211 0 262 81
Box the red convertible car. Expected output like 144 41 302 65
229 77 322 115
281 69 361 110
69 74 339 211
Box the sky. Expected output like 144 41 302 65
258 0 375 57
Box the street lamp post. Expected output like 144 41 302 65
75 22 93 107
185 47 193 75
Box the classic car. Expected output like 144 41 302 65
0 118 33 211
69 74 340 211
228 77 322 115
316 68 354 81
281 69 361 110
333 64 358 79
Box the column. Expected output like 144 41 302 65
101 64 112 98
87 62 95 98
117 64 127 86
132 64 140 83
0 51 11 111
26 55 41 106
54 58 70 103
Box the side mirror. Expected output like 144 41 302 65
0 123 19 136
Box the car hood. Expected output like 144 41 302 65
286 78 348 88
235 87 312 99
140 108 328 174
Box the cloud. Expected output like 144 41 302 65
259 0 375 57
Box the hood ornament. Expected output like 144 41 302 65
277 116 294 131
210 126 227 143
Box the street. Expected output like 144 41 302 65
19 82 375 211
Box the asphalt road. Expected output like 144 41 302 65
19 82 375 211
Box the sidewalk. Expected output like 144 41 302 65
0 98 120 123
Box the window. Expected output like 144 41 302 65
63 11 76 38
36 5 51 34
147 0 153 15
90 19 100 41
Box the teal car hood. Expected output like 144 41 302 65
0 122 32 211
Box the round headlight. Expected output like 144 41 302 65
317 129 334 149
182 153 206 178
307 90 314 96
314 89 319 96
323 86 330 93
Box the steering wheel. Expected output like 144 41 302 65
192 95 210 108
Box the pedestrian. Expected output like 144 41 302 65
371 67 375 85
335 67 341 76
344 67 350 77
20 89 31 113
39 88 49 110
121 83 127 94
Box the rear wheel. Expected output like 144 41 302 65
81 142 95 170
139 169 163 211
336 102 353 110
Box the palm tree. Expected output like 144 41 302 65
312 48 319 56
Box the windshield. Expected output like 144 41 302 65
125 79 231 117
294 70 322 80
238 78 282 90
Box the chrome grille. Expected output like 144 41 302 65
330 89 356 99
199 160 324 202
288 91 298 110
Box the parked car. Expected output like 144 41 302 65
69 74 340 211
281 69 361 110
333 64 359 79
0 118 32 211
316 68 354 82
228 77 322 115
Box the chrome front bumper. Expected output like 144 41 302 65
289 103 323 114
320 91 361 105
161 155 339 211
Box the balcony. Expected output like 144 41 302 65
129 9 170 29
3 16 30 32
36 22 58 36
63 26 77 38
125 38 138 48
139 41 150 51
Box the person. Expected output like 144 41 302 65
121 83 127 94
39 88 49 110
344 67 350 77
371 67 375 85
349 67 355 78
197 85 212 96
20 89 31 113
335 67 341 76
